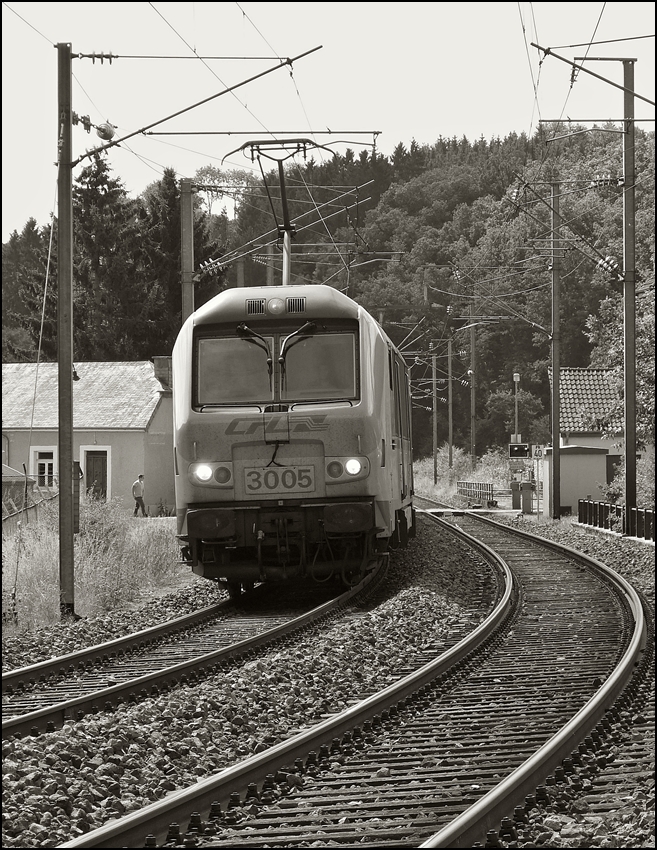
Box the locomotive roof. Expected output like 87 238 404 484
191 284 362 325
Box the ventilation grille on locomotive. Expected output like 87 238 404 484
286 297 306 314
246 299 266 315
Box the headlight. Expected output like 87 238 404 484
327 461 344 479
268 297 285 315
214 465 232 484
188 462 233 487
325 457 369 483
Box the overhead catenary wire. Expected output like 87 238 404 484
560 1 606 116
71 46 322 168
201 183 374 271
147 0 284 138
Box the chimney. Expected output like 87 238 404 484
152 356 172 391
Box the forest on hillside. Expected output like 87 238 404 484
2 125 654 460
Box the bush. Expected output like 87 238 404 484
414 445 511 503
600 445 655 507
2 495 182 631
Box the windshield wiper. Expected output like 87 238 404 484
278 321 317 372
236 323 273 377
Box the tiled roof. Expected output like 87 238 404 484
549 367 622 433
2 362 168 430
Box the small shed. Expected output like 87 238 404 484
2 358 174 515
545 367 623 506
542 445 610 517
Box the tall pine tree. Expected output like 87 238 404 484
73 153 147 360
2 218 57 361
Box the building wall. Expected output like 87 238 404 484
143 401 175 515
2 423 174 516
542 447 609 515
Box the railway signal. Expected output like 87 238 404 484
509 443 530 459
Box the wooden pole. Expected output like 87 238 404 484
57 42 75 618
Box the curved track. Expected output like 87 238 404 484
57 509 649 848
2 578 370 738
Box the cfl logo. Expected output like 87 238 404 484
226 415 328 435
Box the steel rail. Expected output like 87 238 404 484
2 601 231 693
61 516 515 848
419 514 648 848
3 569 378 738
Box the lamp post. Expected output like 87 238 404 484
513 372 520 441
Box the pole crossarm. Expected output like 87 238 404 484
147 129 382 136
531 42 655 106
70 46 322 167
509 179 623 276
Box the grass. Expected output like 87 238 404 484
413 445 510 505
2 494 183 631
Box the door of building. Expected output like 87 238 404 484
85 451 107 499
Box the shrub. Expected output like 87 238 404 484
2 494 182 631
414 445 510 503
601 445 655 507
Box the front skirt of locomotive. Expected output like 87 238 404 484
179 497 384 583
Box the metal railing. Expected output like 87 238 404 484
456 482 517 506
578 499 654 542
457 481 494 504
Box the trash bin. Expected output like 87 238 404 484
511 481 521 510
521 482 533 513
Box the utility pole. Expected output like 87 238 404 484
469 305 476 471
277 161 293 286
432 353 438 484
551 181 561 520
622 59 637 530
266 244 275 285
532 44 650 530
57 43 75 618
447 338 453 469
180 178 195 323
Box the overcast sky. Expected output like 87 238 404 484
2 1 654 241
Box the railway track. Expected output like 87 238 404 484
57 509 648 848
2 578 369 738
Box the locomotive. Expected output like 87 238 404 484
171 284 415 597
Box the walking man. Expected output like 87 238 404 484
132 474 147 517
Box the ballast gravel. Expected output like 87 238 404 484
2 523 489 848
490 513 655 850
2 515 653 848
2 581 220 673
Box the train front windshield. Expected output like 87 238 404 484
196 331 358 406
